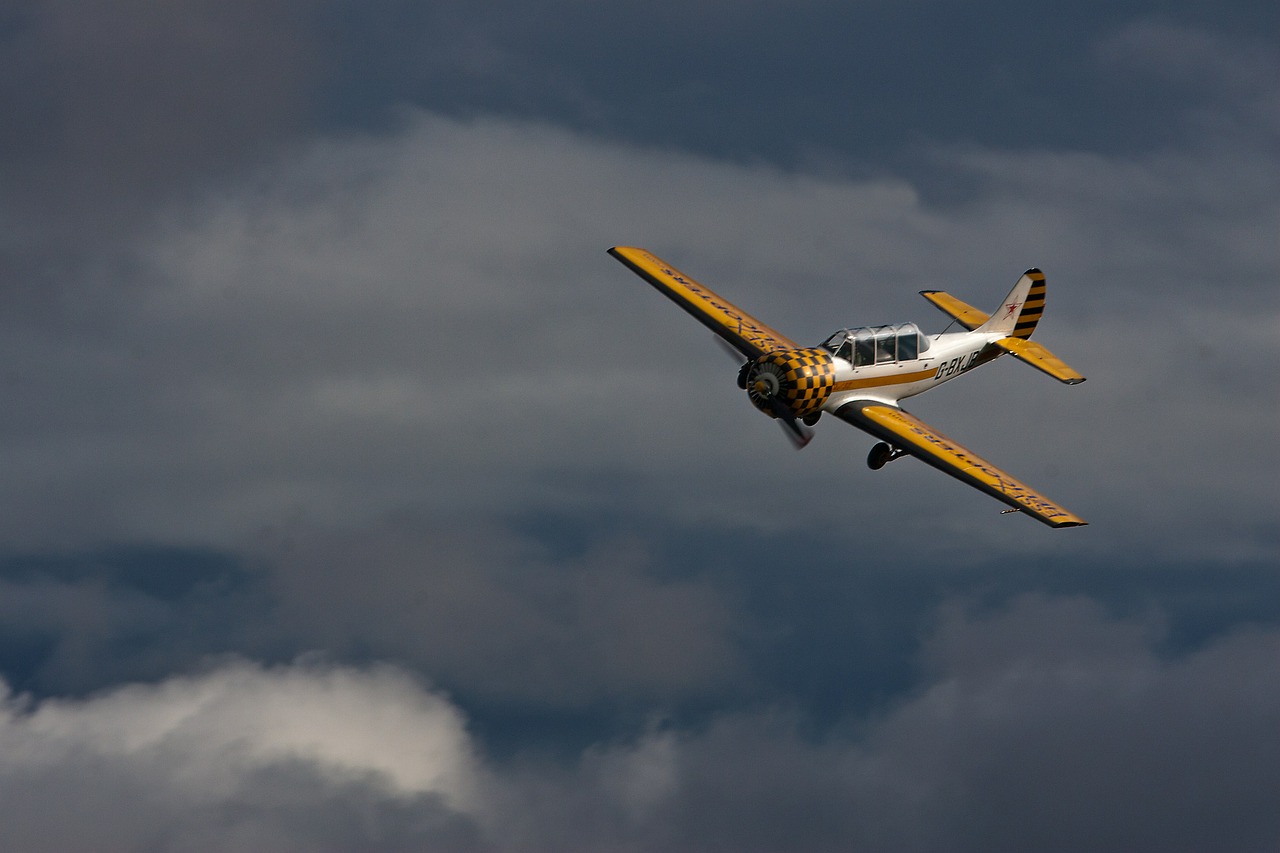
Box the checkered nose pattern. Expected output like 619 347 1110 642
746 347 836 419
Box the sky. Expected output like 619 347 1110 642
0 1 1277 850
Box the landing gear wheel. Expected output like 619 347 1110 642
867 442 893 470
802 413 821 427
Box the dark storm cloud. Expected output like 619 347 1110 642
0 521 748 718
319 0 1278 168
0 546 264 695
4 521 1275 760
0 3 1275 851
1095 17 1280 143
646 597 1280 853
0 0 320 249
4 0 1273 244
3 599 1276 852
255 519 746 708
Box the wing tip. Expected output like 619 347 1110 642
1022 510 1087 529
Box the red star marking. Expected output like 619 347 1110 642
1004 302 1020 318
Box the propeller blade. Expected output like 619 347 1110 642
778 416 814 449
740 353 814 448
770 398 814 449
713 335 749 363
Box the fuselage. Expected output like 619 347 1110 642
820 324 1004 412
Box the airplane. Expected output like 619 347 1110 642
608 246 1088 528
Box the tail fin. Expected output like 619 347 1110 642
975 269 1046 339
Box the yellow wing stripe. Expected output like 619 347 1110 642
840 402 1087 528
609 246 798 358
920 290 989 330
993 337 1086 384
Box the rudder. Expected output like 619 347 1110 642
975 269 1045 339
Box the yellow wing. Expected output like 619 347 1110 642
609 247 799 358
993 337 1086 384
835 401 1087 528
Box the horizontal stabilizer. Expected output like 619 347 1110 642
920 290 989 330
993 337 1085 384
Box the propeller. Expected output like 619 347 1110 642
773 400 814 449
713 335 748 363
712 334 816 449
748 367 814 449
710 335 757 390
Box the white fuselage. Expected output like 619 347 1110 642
822 330 1003 411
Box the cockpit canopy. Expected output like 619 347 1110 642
820 323 931 366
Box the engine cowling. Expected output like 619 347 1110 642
744 347 836 420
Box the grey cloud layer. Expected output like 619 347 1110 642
1 110 1274 558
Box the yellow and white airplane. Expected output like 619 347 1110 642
609 246 1088 528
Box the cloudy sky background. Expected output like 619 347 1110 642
0 1 1277 850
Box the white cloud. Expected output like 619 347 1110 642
2 658 479 803
0 658 486 852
